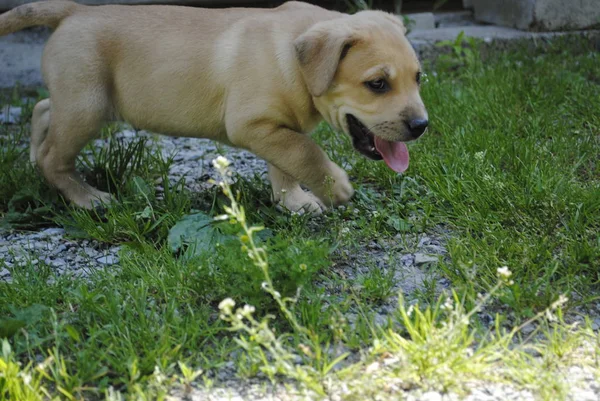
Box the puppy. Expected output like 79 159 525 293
0 0 428 213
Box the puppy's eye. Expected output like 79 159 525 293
366 79 390 93
416 72 422 85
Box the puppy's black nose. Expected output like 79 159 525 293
405 119 428 138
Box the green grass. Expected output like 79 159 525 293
1 36 599 400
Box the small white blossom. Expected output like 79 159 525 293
474 151 485 162
153 366 166 384
441 297 453 311
20 372 32 386
212 156 231 171
240 304 256 317
218 298 235 314
497 266 512 278
214 214 229 221
545 309 557 322
551 294 569 310
365 362 380 374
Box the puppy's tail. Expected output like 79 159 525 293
0 0 80 37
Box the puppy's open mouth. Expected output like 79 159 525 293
346 114 410 173
347 114 382 161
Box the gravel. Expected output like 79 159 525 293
0 227 120 282
0 105 21 124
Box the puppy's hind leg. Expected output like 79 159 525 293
30 98 50 164
268 164 324 215
36 96 113 209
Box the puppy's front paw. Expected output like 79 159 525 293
278 190 324 215
315 163 354 207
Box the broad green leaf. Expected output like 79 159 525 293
9 304 48 325
168 212 236 257
386 217 412 232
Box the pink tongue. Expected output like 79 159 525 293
374 137 409 173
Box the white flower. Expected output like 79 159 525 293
441 297 453 311
20 373 32 386
153 366 166 384
365 362 380 374
212 156 231 171
240 304 256 317
497 266 512 278
545 310 557 322
474 151 485 162
214 214 229 221
218 298 235 314
551 294 569 310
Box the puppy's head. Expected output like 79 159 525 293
294 10 428 172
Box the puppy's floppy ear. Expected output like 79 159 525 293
294 22 355 97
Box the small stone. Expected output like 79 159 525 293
401 254 415 266
97 255 118 265
591 318 600 331
51 245 68 255
49 258 67 268
41 228 65 236
521 323 535 335
414 253 438 266
418 236 431 247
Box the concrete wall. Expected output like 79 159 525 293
472 0 600 31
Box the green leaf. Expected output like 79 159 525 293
9 304 49 326
130 176 152 199
168 212 236 257
386 217 412 232
65 325 81 342
0 319 26 338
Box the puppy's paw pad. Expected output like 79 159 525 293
279 191 324 216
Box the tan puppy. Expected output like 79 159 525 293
0 0 428 213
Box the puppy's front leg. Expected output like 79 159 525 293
231 125 354 208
